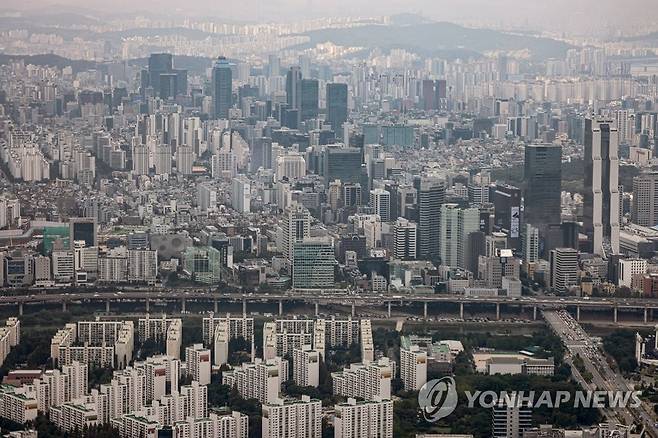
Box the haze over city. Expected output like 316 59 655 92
1 1 658 438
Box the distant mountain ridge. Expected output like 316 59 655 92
299 21 572 60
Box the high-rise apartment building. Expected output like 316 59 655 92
262 396 321 438
334 397 394 438
400 337 427 391
292 346 320 388
185 344 211 386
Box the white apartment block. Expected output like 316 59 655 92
172 411 248 438
0 385 38 425
313 319 326 360
332 357 393 401
139 314 180 341
0 317 20 367
51 320 134 368
222 358 288 404
334 397 394 438
213 318 230 367
202 313 254 345
263 321 312 359
167 319 182 359
400 343 428 392
185 344 211 386
360 320 374 363
262 396 321 438
325 317 360 348
292 346 320 388
49 395 99 433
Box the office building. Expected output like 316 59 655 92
141 53 187 98
285 66 302 113
281 204 311 263
69 218 97 249
276 153 306 182
231 175 251 214
524 144 562 232
197 184 217 213
490 183 522 249
549 248 579 293
632 172 658 227
417 176 445 260
369 189 391 222
327 83 348 134
292 238 335 289
131 145 148 176
618 258 647 288
584 117 620 256
522 224 540 265
300 79 319 121
392 217 417 260
439 204 480 269
176 145 194 175
323 146 362 185
154 144 172 175
212 57 233 119
250 137 272 172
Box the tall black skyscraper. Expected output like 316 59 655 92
69 217 97 249
250 137 273 172
326 83 348 134
212 57 233 119
323 146 362 184
489 183 522 250
524 144 562 232
142 53 188 98
301 79 319 121
415 176 446 260
286 66 302 111
147 53 172 94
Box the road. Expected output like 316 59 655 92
3 287 658 310
545 310 658 436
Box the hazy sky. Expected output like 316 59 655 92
5 0 658 33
